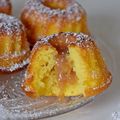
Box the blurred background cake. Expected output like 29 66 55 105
20 0 89 46
0 14 30 72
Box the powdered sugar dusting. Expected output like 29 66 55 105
0 50 28 59
24 0 84 21
32 32 92 55
0 14 25 36
38 32 92 46
0 58 29 72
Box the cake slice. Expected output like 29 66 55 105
22 32 112 98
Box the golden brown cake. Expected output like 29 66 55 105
0 14 30 72
20 0 89 45
0 0 12 15
22 32 112 98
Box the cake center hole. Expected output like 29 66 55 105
42 0 67 10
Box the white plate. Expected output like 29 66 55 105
1 0 120 120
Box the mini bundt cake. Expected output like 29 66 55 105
0 0 12 15
20 0 89 45
22 32 112 98
0 14 30 72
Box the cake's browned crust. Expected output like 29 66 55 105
85 76 112 97
0 0 12 15
22 32 112 98
20 0 89 45
0 14 30 72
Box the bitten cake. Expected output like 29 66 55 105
20 0 89 45
0 0 12 15
22 32 112 98
0 14 30 72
